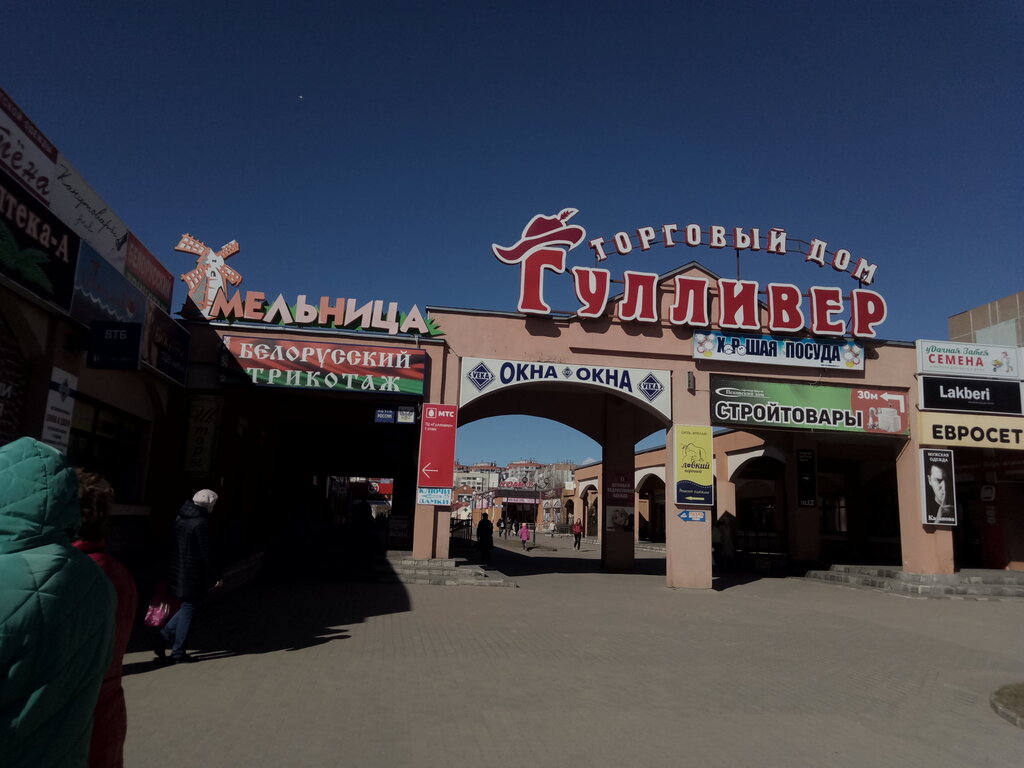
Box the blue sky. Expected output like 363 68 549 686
4 1 1021 466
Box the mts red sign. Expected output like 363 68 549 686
417 404 458 489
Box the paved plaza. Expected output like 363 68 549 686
123 539 1024 767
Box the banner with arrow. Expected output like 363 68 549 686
416 403 459 506
710 375 909 435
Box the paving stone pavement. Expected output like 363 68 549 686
123 540 1024 767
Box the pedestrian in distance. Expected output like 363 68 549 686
0 437 116 768
496 517 505 539
571 517 583 550
519 522 530 550
157 489 222 663
73 469 138 768
477 512 494 563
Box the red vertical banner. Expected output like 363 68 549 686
416 403 458 505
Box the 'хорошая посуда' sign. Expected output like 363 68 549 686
491 209 888 341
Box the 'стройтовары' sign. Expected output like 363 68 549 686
710 375 909 435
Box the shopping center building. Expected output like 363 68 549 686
3 88 1021 589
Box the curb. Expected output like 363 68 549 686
990 684 1024 729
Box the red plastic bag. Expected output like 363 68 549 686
143 580 180 629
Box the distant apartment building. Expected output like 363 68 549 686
948 291 1023 345
454 459 579 529
453 462 502 493
451 484 475 520
536 461 577 490
501 460 543 486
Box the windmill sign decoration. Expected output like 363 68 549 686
173 232 441 336
177 233 242 316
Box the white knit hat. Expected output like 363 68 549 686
192 489 219 510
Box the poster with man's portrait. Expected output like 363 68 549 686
920 448 957 526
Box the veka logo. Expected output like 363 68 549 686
177 233 242 316
467 361 496 392
637 373 665 402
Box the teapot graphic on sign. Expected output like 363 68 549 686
869 406 902 433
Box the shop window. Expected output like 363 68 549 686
864 489 900 537
821 495 848 534
736 496 784 555
67 398 147 504
738 496 775 531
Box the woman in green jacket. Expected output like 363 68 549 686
0 437 115 767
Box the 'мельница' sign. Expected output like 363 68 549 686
177 233 442 337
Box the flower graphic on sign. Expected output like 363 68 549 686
492 209 586 314
177 233 243 316
694 333 714 357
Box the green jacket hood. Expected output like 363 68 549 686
0 436 80 554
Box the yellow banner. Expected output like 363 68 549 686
918 412 1024 451
673 425 714 505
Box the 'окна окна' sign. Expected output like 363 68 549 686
460 357 672 420
176 233 441 337
492 210 888 338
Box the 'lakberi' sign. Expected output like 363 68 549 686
460 358 672 420
176 234 442 336
694 331 864 370
492 209 888 338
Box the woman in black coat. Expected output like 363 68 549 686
159 490 222 663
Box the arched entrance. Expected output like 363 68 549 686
731 455 788 558
720 432 906 569
636 472 665 542
454 371 671 570
579 483 599 538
